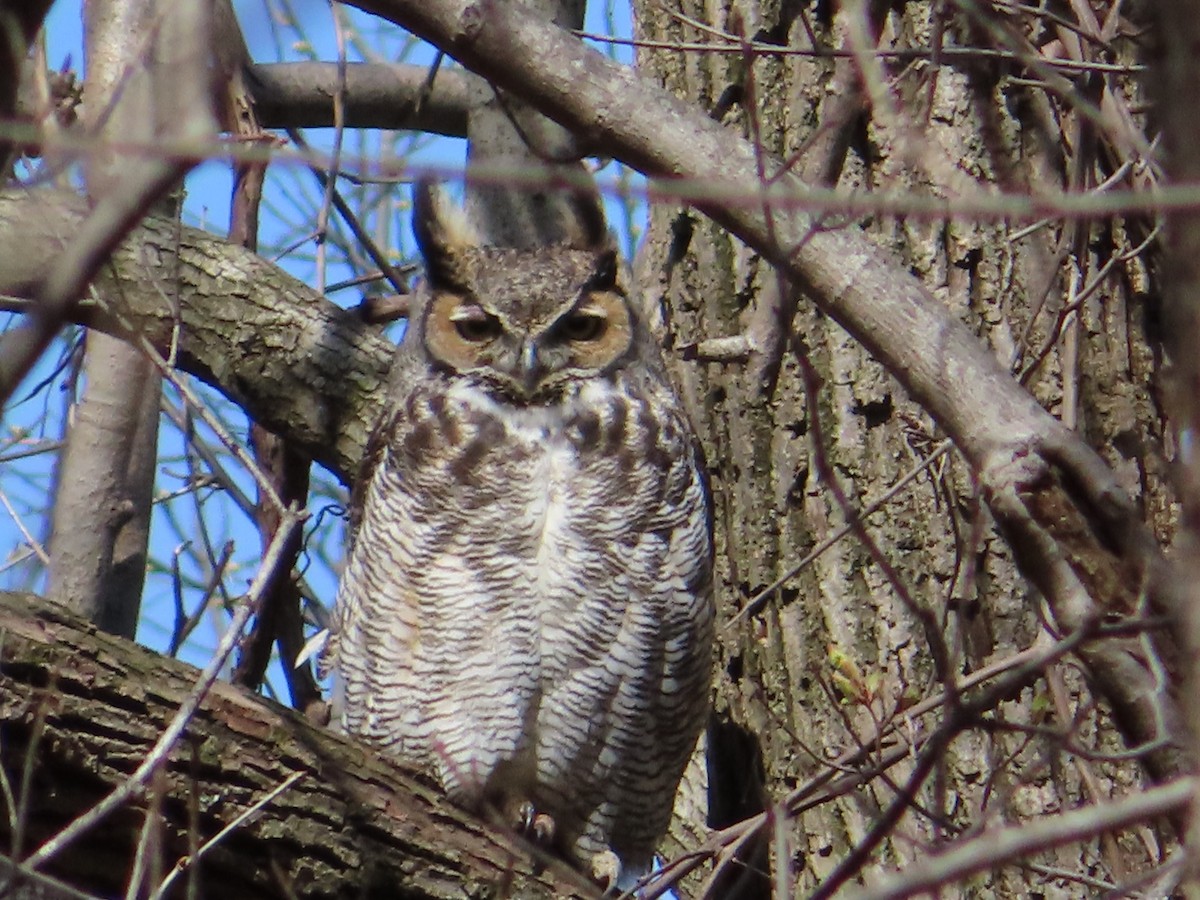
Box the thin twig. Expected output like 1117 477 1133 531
725 440 954 630
0 486 49 566
149 770 305 899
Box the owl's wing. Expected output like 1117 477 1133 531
640 435 715 751
319 404 399 683
346 407 398 545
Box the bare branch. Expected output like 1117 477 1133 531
247 61 470 135
848 778 1191 900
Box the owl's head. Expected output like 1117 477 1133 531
409 181 646 404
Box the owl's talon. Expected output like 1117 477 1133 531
509 799 556 846
590 849 621 893
531 811 556 844
513 799 536 832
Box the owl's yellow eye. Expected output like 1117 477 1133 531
558 311 607 343
452 306 503 342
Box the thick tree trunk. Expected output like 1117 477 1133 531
633 1 1170 895
0 592 597 899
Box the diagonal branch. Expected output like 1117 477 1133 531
342 0 1184 780
845 778 1191 900
0 189 392 485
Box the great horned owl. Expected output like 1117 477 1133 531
325 182 714 889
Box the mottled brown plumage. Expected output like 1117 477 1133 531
324 182 714 889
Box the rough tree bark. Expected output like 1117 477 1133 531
631 1 1173 895
0 591 598 899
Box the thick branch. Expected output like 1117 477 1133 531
247 62 470 136
0 189 390 484
0 591 596 898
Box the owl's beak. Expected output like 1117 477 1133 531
515 339 541 395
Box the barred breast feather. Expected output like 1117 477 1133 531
329 369 713 882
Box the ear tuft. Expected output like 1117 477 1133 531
565 186 611 251
412 179 482 289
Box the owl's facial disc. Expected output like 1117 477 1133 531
423 285 635 403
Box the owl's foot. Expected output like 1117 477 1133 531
510 799 556 847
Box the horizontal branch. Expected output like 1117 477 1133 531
247 62 470 136
0 591 597 898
